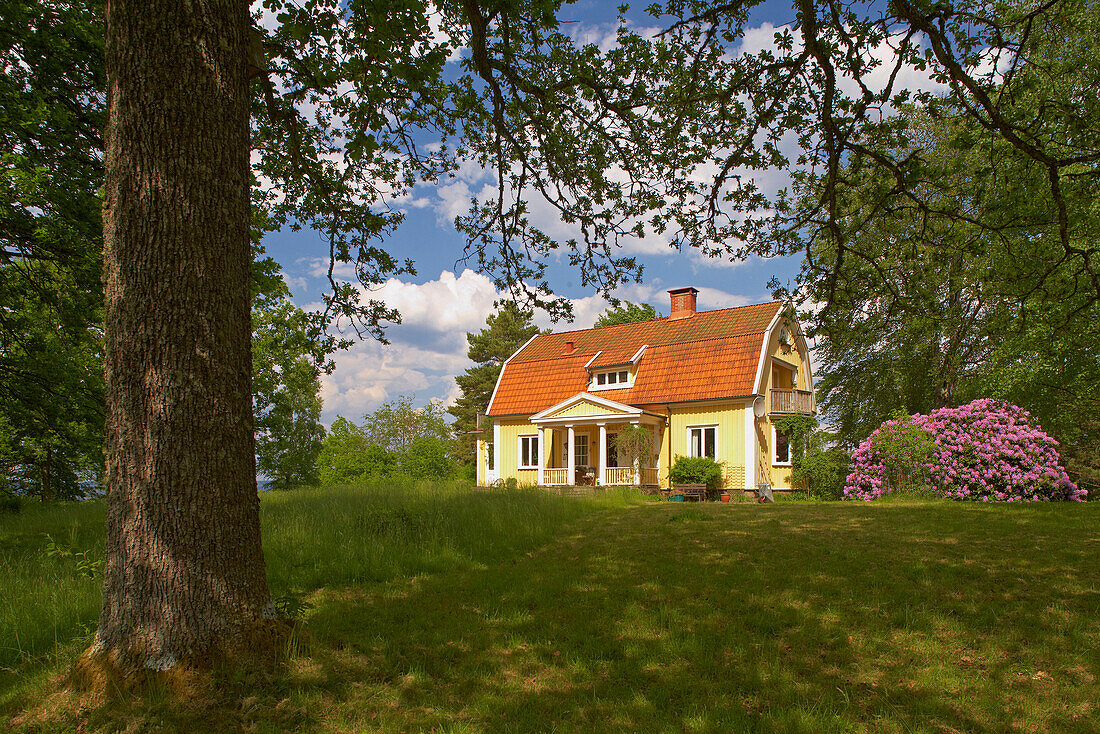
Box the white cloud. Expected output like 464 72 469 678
280 271 309 296
427 3 465 62
435 180 475 226
695 286 753 309
316 268 762 423
372 269 501 333
318 269 499 422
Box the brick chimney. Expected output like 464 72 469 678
668 287 699 320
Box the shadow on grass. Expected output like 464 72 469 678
5 497 1099 732
290 502 1099 732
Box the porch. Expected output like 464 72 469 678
523 393 667 488
536 465 662 488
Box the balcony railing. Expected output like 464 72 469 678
770 388 815 415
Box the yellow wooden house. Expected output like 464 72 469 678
476 288 815 491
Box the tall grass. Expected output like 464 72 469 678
261 481 643 596
0 482 643 671
0 501 105 670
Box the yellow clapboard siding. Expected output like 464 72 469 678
663 402 747 488
759 315 813 490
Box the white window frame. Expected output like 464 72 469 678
589 368 634 391
687 424 718 460
772 424 792 466
575 433 590 467
518 434 539 469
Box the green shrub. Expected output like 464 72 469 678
773 416 850 501
795 445 850 500
317 417 394 484
397 436 455 480
669 456 724 497
0 494 23 514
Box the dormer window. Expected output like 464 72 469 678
591 368 633 390
586 345 645 391
596 369 629 386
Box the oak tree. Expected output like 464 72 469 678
94 0 1100 674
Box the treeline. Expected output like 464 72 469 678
314 397 464 486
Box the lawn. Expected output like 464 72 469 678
2 486 1098 732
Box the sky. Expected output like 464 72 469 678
257 0 925 426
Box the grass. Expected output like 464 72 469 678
2 485 1099 732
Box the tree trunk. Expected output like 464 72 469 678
91 0 273 671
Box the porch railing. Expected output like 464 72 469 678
544 468 569 485
770 388 815 415
604 467 634 485
540 466 659 486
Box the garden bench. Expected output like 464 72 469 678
667 483 708 501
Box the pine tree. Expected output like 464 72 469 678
449 303 541 464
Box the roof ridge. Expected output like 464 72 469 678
512 330 769 365
529 299 783 340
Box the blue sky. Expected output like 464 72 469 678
256 0 929 425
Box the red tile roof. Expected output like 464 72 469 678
487 301 783 416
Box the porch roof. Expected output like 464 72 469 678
529 392 666 425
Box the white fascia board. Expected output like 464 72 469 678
583 350 604 370
630 344 648 364
485 333 540 415
792 319 815 393
751 308 786 395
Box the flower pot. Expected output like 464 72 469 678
720 492 731 503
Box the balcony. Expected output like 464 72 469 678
770 388 816 415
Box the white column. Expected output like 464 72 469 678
476 438 484 485
631 420 640 485
597 423 607 485
744 402 757 490
537 426 546 486
651 427 660 484
567 425 576 485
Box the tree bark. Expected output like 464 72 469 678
92 0 274 671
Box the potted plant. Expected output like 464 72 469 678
720 490 731 503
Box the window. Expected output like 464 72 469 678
689 426 716 459
606 433 619 467
773 426 791 465
519 435 539 468
575 434 590 467
590 368 634 390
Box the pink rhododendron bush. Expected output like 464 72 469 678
844 399 1086 502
